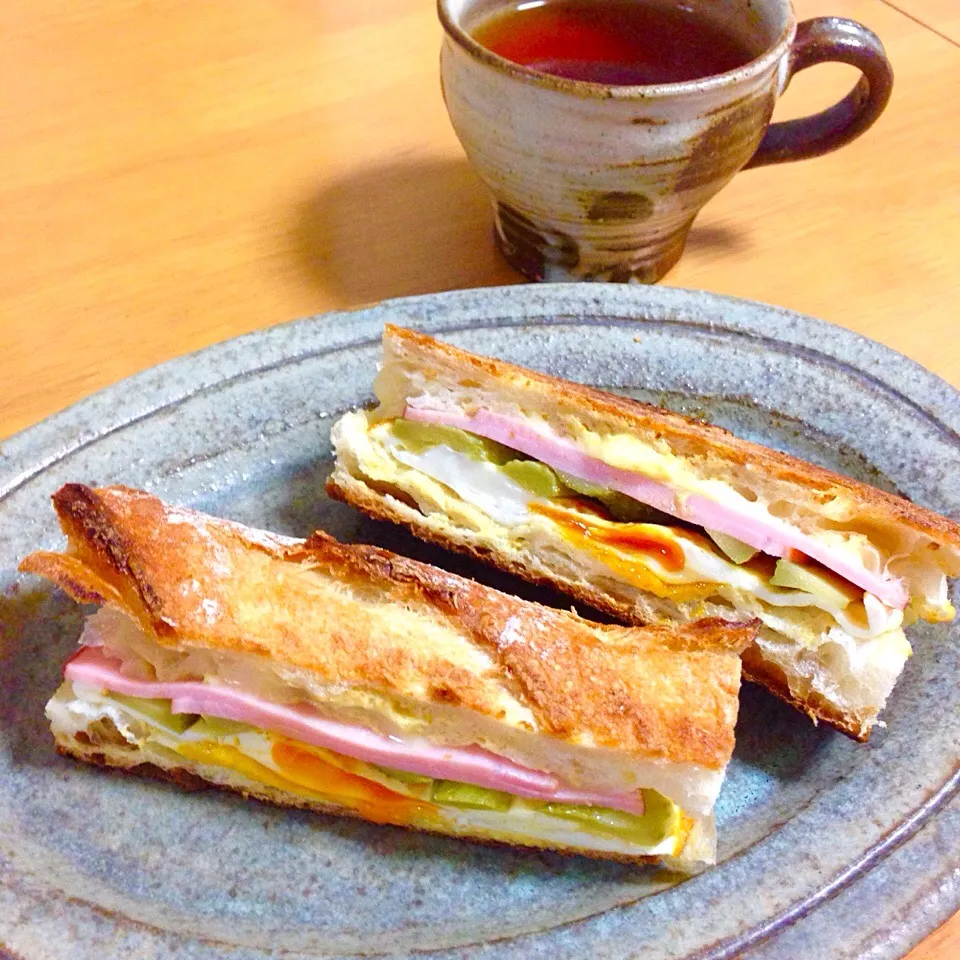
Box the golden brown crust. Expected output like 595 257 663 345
22 484 754 769
383 325 960 551
53 739 674 865
326 471 871 742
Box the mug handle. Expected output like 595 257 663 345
744 17 894 169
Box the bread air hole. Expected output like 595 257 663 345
78 717 129 748
361 477 421 512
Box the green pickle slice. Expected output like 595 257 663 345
191 716 255 738
502 460 568 498
556 471 665 522
541 790 676 846
555 471 609 500
374 764 433 785
109 692 198 735
706 529 760 564
431 780 514 811
770 558 854 608
390 419 515 464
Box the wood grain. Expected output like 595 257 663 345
0 0 956 955
877 0 960 44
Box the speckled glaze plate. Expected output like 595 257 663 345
1 285 958 960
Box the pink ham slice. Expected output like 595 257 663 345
404 405 908 609
65 646 646 814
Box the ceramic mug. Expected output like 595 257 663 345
438 0 894 283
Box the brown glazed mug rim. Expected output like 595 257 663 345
437 0 796 100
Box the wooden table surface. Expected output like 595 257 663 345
1 0 957 955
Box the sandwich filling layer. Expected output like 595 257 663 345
402 404 952 617
49 609 709 858
49 680 693 857
51 652 695 858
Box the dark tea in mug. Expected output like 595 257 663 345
469 0 762 86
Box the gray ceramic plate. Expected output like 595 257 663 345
1 285 958 960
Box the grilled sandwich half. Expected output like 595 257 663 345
21 484 756 865
327 325 960 740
